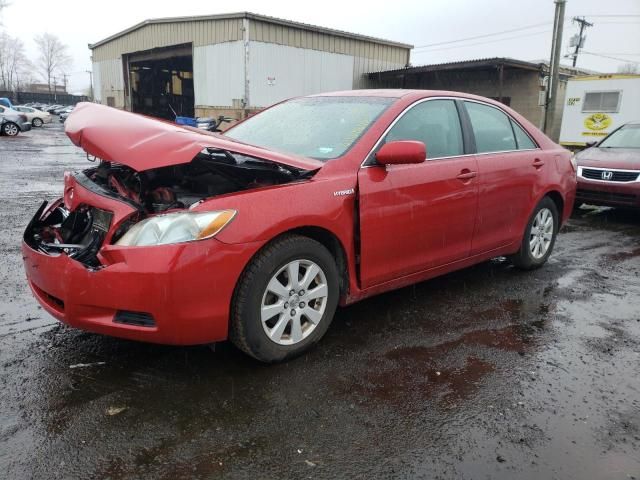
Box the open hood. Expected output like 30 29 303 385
64 103 324 172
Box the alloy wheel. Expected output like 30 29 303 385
4 123 18 136
529 207 554 259
260 259 328 345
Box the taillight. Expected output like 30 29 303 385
19 114 27 122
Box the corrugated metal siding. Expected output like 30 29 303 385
249 20 408 63
352 57 408 88
92 18 243 61
193 41 245 107
249 42 354 107
93 59 124 107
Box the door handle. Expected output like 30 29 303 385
456 170 477 180
532 158 545 168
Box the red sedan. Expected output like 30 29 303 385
22 90 576 362
575 121 640 208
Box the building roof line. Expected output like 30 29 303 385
89 12 414 50
367 57 595 78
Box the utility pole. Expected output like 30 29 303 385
86 70 94 101
62 73 68 93
570 16 593 67
543 0 566 136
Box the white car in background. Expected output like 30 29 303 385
13 106 52 127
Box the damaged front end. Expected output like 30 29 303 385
24 148 316 269
24 200 113 268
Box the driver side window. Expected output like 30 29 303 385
384 99 464 159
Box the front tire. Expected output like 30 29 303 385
32 118 43 127
511 197 559 270
2 122 19 136
230 235 339 363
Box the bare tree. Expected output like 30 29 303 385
617 63 639 74
34 32 72 97
0 32 31 92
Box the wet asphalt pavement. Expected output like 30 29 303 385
0 123 639 480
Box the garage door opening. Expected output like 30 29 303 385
127 44 194 120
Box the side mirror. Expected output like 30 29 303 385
376 140 426 166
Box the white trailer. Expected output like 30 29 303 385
559 74 640 149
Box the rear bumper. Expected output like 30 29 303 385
22 236 259 345
576 178 640 208
20 122 31 132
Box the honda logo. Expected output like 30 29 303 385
601 171 614 181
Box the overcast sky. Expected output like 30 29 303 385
2 0 639 94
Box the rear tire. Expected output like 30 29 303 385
511 197 559 270
230 234 339 363
32 118 43 127
2 122 19 136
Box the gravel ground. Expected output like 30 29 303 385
1 123 639 480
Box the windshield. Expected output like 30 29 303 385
599 125 640 148
224 96 394 160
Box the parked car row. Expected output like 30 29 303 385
0 99 75 136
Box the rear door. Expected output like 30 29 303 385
462 100 543 254
357 98 479 288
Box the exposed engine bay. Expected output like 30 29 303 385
87 148 314 213
24 149 315 268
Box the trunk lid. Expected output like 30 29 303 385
64 103 324 172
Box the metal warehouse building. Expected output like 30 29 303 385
89 12 412 120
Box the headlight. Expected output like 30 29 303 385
570 152 577 171
115 210 236 247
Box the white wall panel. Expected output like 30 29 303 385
248 41 354 107
193 41 245 107
93 59 124 106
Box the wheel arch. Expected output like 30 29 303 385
275 226 350 299
542 189 565 223
232 225 351 308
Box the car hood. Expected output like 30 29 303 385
64 102 324 172
576 147 640 170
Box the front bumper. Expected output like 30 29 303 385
576 178 640 208
22 208 259 345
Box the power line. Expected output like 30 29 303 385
589 52 640 56
413 22 549 50
412 29 551 54
581 51 640 64
575 14 640 17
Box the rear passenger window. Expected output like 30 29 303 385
511 120 537 149
465 102 516 153
384 99 464 159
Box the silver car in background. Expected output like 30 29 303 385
0 105 32 136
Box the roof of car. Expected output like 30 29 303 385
308 89 507 102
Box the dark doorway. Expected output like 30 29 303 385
128 44 194 120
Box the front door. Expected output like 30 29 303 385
357 99 479 289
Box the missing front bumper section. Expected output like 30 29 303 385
23 200 113 268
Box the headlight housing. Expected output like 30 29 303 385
115 210 236 247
